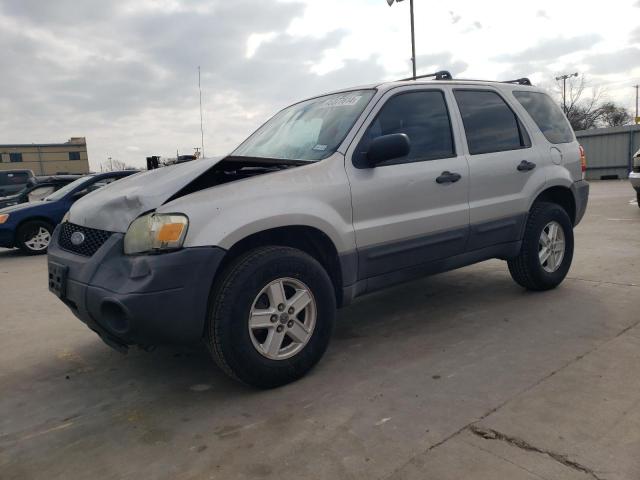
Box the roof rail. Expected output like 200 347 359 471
502 78 532 86
398 70 453 82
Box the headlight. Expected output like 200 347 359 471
0 214 8 224
124 213 188 255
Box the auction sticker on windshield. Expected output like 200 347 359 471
319 94 362 108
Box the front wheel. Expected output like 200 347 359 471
206 246 336 388
16 220 53 255
508 202 574 291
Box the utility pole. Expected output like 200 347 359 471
387 0 416 79
634 84 639 124
556 72 578 114
198 66 205 158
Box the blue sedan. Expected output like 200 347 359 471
0 170 137 254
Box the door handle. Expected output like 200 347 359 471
517 160 536 171
436 171 462 184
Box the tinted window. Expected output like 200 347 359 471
0 172 29 185
513 91 574 144
69 152 81 160
9 153 23 162
357 90 454 166
454 90 530 155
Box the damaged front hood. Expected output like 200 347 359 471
69 157 223 232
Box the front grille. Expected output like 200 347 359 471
59 222 113 257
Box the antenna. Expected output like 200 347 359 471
198 66 205 158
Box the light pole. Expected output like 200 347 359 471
556 72 578 114
634 84 639 124
388 0 416 79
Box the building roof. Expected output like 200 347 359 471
0 138 86 148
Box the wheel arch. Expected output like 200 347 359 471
530 185 577 225
217 225 347 306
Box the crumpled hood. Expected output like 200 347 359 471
69 156 223 232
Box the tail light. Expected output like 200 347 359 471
579 145 587 179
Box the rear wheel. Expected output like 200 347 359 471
206 246 336 388
16 220 53 255
508 202 574 291
636 191 640 208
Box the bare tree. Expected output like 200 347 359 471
100 157 135 172
553 76 632 130
598 102 633 127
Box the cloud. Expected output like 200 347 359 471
0 0 388 166
415 52 468 77
582 47 640 75
449 11 461 24
493 34 602 62
631 26 640 44
536 10 550 19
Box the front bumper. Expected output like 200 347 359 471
571 179 589 226
47 225 226 351
0 226 15 248
630 172 640 191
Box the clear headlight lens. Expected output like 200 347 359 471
124 213 188 255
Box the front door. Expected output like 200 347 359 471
345 86 470 280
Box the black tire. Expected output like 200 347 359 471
206 246 336 388
16 220 53 255
508 202 574 291
636 191 640 209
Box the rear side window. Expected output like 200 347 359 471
454 90 531 155
0 172 29 185
357 90 455 166
513 91 574 144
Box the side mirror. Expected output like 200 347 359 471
366 133 411 166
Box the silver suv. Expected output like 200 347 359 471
47 72 589 388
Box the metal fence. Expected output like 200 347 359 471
575 125 640 180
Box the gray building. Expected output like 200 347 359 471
575 125 640 180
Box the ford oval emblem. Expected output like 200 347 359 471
70 231 86 246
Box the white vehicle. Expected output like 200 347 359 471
630 148 640 207
48 71 589 388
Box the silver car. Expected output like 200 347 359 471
47 73 589 387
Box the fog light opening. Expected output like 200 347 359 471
101 300 130 334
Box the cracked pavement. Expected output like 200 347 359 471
1 180 639 479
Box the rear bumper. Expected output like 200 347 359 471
47 225 226 350
571 180 589 226
629 172 640 191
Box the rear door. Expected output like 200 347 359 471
345 86 470 280
451 88 545 250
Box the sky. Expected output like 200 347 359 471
1 0 639 170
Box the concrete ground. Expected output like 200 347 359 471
0 180 638 480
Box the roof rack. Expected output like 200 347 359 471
501 78 532 86
398 70 453 82
396 71 533 86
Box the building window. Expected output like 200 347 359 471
9 153 23 163
69 152 81 161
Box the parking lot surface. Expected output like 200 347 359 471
1 180 638 480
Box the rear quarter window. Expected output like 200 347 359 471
513 91 574 144
0 172 30 186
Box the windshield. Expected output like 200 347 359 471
45 175 94 201
233 89 376 162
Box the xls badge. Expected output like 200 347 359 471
70 231 86 246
